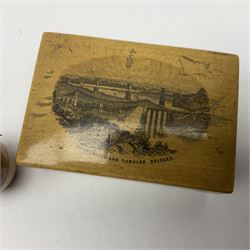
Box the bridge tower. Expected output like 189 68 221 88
159 88 166 106
94 80 100 92
125 83 132 100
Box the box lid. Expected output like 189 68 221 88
16 32 239 192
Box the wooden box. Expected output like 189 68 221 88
16 32 239 192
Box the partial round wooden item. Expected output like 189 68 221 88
0 143 16 191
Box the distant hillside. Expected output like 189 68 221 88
62 55 202 93
172 88 210 112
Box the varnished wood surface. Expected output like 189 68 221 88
16 32 239 192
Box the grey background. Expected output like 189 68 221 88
0 1 249 249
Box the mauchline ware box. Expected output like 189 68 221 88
16 32 239 193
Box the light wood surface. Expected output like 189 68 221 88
16 32 239 192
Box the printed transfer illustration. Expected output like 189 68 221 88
52 69 211 160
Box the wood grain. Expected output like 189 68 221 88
16 32 239 192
